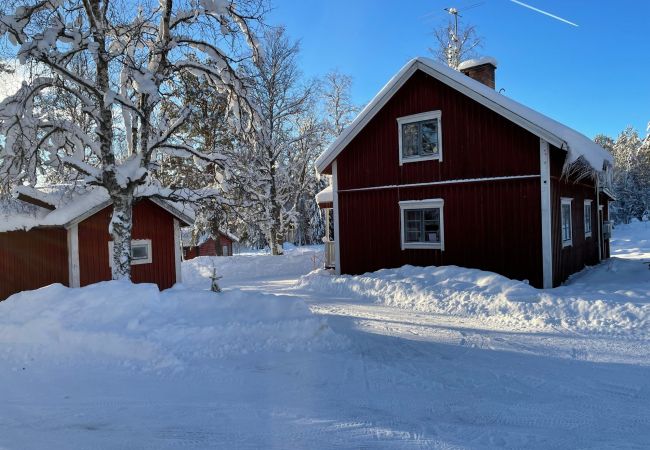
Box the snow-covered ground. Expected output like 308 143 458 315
1 228 649 448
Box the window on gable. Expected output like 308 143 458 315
584 200 592 238
399 199 444 250
397 111 442 164
561 198 573 247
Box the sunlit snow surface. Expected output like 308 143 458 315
1 229 649 449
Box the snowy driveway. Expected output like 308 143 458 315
2 233 650 449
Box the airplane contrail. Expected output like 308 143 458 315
510 0 579 27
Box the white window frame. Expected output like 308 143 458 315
561 198 573 248
108 239 153 267
584 199 593 238
399 199 445 250
397 111 443 165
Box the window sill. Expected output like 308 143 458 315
562 240 572 248
402 242 443 250
400 154 441 166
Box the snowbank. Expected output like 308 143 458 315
298 263 649 336
0 280 343 371
183 245 322 287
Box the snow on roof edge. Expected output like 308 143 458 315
315 57 612 174
315 185 333 204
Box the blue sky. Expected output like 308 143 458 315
269 0 649 139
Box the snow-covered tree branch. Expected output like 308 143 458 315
0 0 266 279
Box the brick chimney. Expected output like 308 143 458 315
458 57 498 89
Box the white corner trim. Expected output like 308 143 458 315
67 224 80 288
397 110 443 166
539 139 552 289
399 198 445 251
332 161 341 275
561 197 573 248
174 219 182 283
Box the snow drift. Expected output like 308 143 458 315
299 262 650 336
0 281 343 371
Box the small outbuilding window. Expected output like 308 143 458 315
584 200 593 238
561 198 573 247
397 111 442 165
108 239 153 266
399 199 444 250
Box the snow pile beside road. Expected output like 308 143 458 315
299 263 650 336
0 281 341 370
182 245 322 287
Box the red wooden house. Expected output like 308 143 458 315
0 186 193 300
182 230 239 259
315 57 614 288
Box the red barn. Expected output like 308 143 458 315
182 230 239 259
0 186 193 300
315 57 614 289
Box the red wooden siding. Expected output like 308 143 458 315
0 228 69 300
336 69 540 190
78 199 177 290
338 178 543 287
549 146 601 286
183 234 234 260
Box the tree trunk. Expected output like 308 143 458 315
109 194 134 280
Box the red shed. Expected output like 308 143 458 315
182 230 239 259
0 186 193 300
315 57 614 288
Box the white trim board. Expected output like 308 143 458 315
338 174 540 194
173 219 182 283
67 224 80 288
539 139 553 289
332 161 341 275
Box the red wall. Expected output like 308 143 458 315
184 234 234 260
549 146 601 286
0 228 69 300
336 70 540 190
334 68 544 287
339 179 543 287
78 199 177 290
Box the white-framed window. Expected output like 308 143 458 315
399 199 444 250
397 111 442 165
561 198 573 248
108 239 153 267
584 199 593 238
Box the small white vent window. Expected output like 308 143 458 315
108 239 153 266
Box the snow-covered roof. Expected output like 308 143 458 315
315 57 613 174
458 57 498 71
0 185 195 233
315 185 333 205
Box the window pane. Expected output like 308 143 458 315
561 204 571 241
132 244 148 260
420 120 439 155
402 123 419 158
